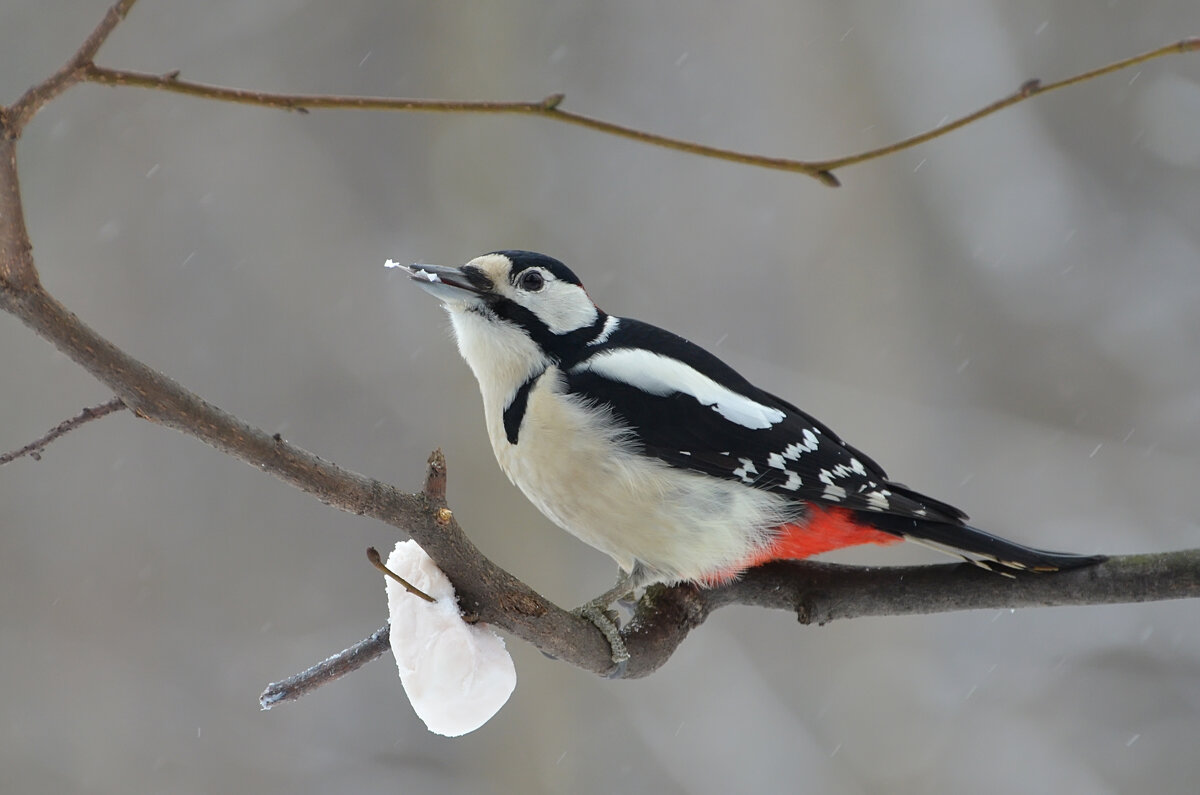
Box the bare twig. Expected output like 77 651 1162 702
6 0 139 134
77 39 1199 186
1 1 141 289
367 546 436 603
0 397 126 465
259 624 392 710
814 37 1200 174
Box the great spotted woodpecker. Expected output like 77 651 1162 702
397 251 1102 647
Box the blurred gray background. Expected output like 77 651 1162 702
2 1 1199 793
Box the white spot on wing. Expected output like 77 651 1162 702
818 468 847 501
732 458 758 483
783 471 802 490
782 429 820 460
865 489 892 511
575 349 786 430
823 484 847 501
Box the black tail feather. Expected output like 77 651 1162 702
859 513 1106 573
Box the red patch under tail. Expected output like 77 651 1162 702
746 504 901 568
699 504 902 587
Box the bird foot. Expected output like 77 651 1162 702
572 599 630 670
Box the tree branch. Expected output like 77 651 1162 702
814 37 1200 174
261 546 1200 707
2 1 1198 707
259 625 392 710
5 0 139 134
6 271 1194 687
77 39 1198 186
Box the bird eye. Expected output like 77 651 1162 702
519 270 546 292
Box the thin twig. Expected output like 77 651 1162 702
6 0 139 134
259 624 391 710
367 546 436 603
78 38 1200 185
0 398 126 465
813 37 1200 174
80 67 839 184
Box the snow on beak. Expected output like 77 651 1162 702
387 260 487 304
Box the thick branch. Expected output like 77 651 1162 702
623 550 1199 676
261 548 1200 704
703 551 1200 622
0 282 615 673
0 137 36 289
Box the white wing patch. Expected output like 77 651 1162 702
574 349 786 430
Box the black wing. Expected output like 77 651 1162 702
564 317 967 525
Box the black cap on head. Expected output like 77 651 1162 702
489 250 584 287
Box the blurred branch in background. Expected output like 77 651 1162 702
77 40 1200 186
2 0 1198 706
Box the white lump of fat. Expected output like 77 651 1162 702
383 540 516 737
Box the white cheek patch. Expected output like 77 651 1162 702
511 280 598 335
464 255 598 335
576 349 786 430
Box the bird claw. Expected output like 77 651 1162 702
572 600 630 668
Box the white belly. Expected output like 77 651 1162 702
485 368 796 585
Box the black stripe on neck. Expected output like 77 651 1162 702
503 369 546 445
488 299 607 368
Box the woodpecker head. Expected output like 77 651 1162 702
399 251 609 385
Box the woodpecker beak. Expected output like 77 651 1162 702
391 262 487 304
